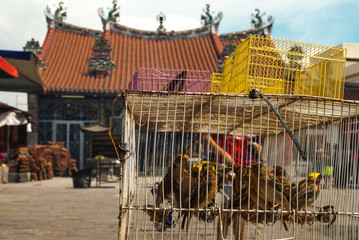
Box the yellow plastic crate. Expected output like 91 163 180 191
220 36 346 99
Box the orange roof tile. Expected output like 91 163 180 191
41 23 220 94
211 34 224 57
40 14 273 94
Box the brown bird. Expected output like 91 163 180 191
142 204 167 223
291 172 322 211
141 205 176 232
182 162 228 230
181 160 212 229
220 164 250 239
242 162 293 232
191 163 229 212
244 162 290 211
156 154 190 208
272 166 292 208
272 165 293 230
180 167 199 207
274 166 289 186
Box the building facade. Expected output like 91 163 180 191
29 3 274 169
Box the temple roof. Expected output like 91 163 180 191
38 8 274 94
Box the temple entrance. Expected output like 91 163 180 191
39 120 96 169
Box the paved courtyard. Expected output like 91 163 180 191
0 178 119 240
1 176 359 239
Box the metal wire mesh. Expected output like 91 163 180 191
128 68 212 93
211 73 222 93
220 36 346 99
113 91 359 240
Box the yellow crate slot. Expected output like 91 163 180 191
210 72 222 93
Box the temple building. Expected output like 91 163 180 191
28 2 274 168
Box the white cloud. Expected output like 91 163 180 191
0 16 12 31
120 14 201 32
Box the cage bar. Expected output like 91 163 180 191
128 68 213 93
113 90 359 239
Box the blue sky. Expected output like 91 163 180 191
0 0 358 51
269 1 359 46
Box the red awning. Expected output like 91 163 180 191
0 56 18 78
0 51 44 93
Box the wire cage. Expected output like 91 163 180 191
128 68 215 93
211 73 222 93
220 36 346 99
112 90 359 240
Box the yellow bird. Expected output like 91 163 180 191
291 172 322 211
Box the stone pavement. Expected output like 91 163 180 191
0 178 119 240
1 177 358 240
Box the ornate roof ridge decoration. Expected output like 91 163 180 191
23 38 42 55
156 12 166 36
23 38 46 70
219 15 274 41
201 4 222 32
251 9 266 29
98 6 223 40
108 0 120 23
87 32 115 78
44 6 102 37
54 2 67 22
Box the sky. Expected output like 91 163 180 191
0 0 358 51
0 0 358 109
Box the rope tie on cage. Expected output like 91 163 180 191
249 88 307 161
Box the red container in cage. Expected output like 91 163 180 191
128 68 212 92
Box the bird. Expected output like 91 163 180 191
291 172 322 212
271 166 292 208
220 164 250 239
180 160 210 229
241 163 292 232
155 154 190 208
244 162 291 211
141 205 176 232
142 204 167 223
271 165 293 230
181 161 229 230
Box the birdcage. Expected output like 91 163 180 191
211 72 222 93
128 68 213 93
111 89 359 240
220 36 346 99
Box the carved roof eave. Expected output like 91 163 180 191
219 17 275 41
44 10 102 37
98 7 223 40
